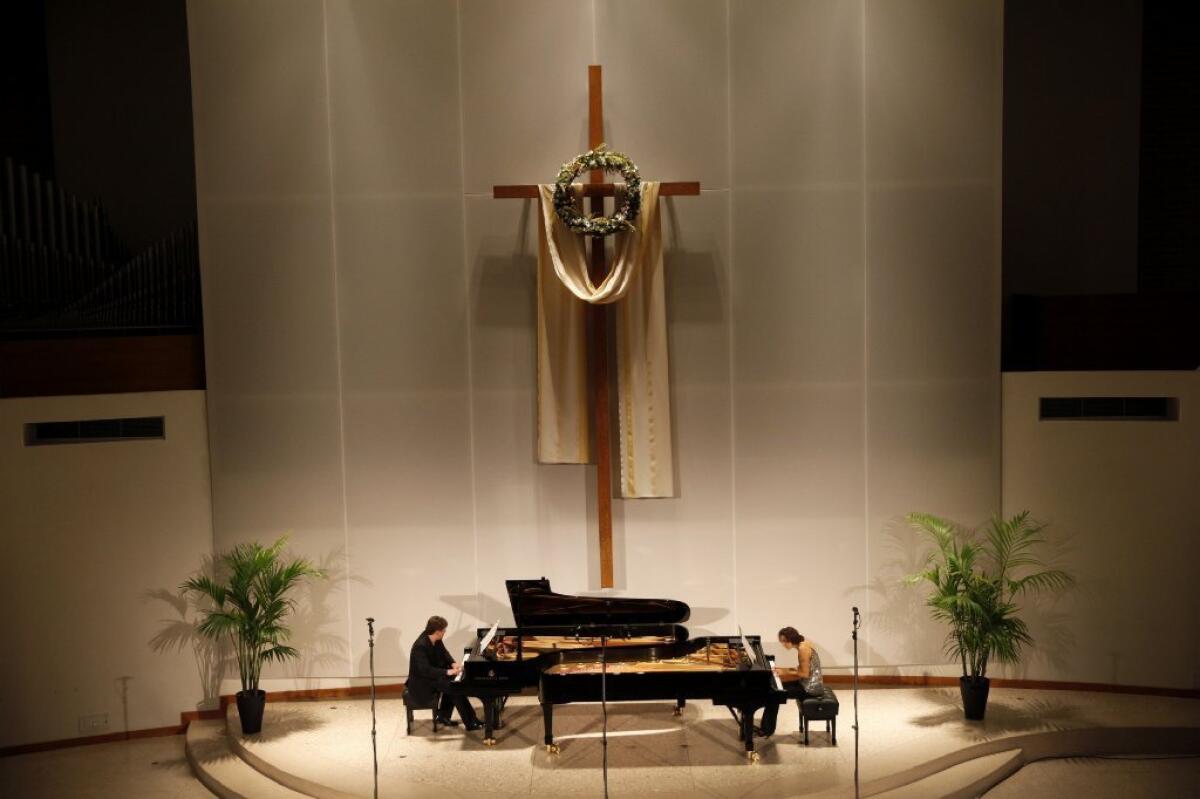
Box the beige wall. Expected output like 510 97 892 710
0 391 214 748
1001 372 1200 690
187 0 1003 689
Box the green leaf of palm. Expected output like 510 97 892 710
906 510 1073 680
181 535 324 692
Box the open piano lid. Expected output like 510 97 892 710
506 578 690 626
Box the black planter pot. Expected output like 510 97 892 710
236 689 266 734
960 676 990 720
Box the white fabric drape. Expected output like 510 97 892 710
536 181 674 498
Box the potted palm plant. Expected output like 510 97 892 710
182 536 324 734
906 511 1072 720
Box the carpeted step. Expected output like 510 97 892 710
870 748 1023 799
185 719 310 798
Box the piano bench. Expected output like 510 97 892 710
798 687 839 746
402 687 442 735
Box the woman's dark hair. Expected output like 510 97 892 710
424 615 449 635
778 626 804 645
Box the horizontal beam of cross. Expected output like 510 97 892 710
492 181 701 200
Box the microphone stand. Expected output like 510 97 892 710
366 617 378 799
601 600 611 799
852 606 861 799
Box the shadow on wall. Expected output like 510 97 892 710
358 626 404 681
662 196 725 326
149 546 360 698
474 249 536 329
146 553 229 710
683 607 732 637
274 547 356 688
827 597 886 673
356 592 510 678
862 516 949 670
441 593 503 668
999 521 1079 681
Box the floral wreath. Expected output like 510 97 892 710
552 144 642 237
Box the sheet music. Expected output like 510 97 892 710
770 657 784 691
479 620 499 653
737 625 756 667
456 621 499 683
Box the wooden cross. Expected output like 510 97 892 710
492 66 701 588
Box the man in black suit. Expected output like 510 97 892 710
407 615 481 729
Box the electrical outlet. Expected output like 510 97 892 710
78 713 109 734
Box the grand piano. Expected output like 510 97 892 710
450 579 784 760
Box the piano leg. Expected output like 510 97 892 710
740 706 760 763
542 702 559 754
482 699 497 746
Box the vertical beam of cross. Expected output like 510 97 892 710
586 65 616 589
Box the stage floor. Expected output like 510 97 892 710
207 687 1200 798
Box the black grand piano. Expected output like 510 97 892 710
450 578 784 760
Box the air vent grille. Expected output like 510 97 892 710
1039 397 1178 421
24 416 166 445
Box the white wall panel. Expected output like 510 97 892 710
191 0 1005 687
0 392 214 747
463 195 591 620
596 0 730 189
731 0 863 189
863 0 1003 669
592 0 735 623
730 0 870 668
731 186 866 664
618 192 735 631
334 194 474 675
189 0 351 681
1002 373 1200 690
326 0 463 196
188 0 331 200
457 0 597 621
865 0 1004 185
325 0 475 676
458 0 593 194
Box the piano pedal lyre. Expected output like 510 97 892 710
545 743 560 754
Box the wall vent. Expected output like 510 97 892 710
1039 397 1179 421
24 416 166 445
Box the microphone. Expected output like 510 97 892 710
366 617 375 636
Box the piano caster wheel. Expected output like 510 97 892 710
747 751 761 763
673 707 683 717
483 738 497 747
546 744 560 755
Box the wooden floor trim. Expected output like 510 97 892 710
0 723 187 757
1 706 227 757
822 673 1200 698
0 684 408 757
